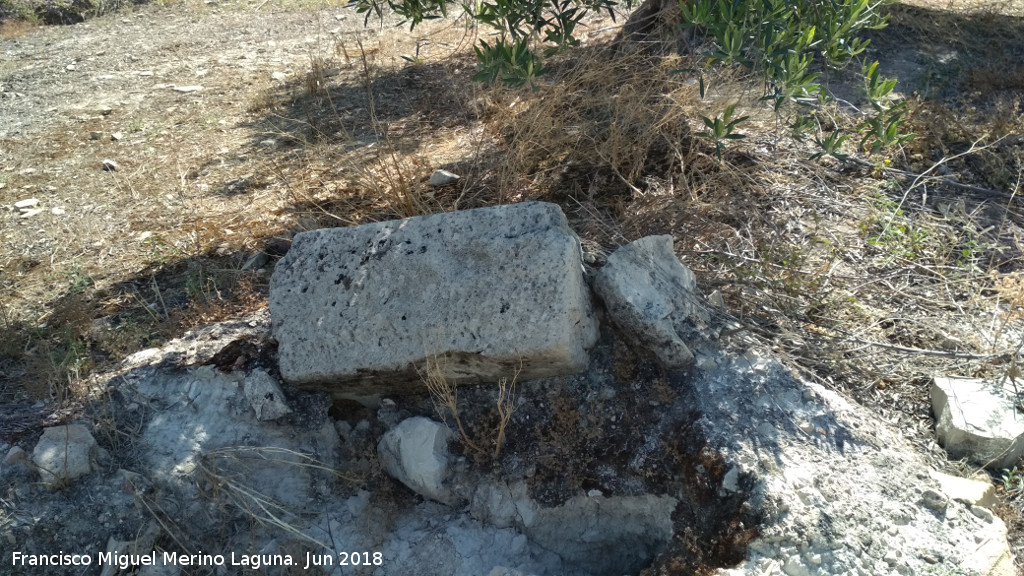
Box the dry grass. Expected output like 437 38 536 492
0 18 36 38
420 351 485 455
420 350 522 460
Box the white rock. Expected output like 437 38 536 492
18 208 43 218
137 365 338 507
14 198 38 208
32 425 97 486
102 159 118 171
782 556 810 576
931 376 1024 469
51 207 66 216
429 169 460 186
172 85 203 93
377 417 453 503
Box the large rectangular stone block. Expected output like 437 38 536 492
269 202 598 397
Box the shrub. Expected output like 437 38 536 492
355 0 912 158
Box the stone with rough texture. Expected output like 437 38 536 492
270 202 598 397
594 235 709 369
931 376 1024 469
966 514 1016 576
378 417 453 504
470 479 675 575
929 469 999 510
32 424 97 485
243 369 292 421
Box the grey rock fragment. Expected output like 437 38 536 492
1 446 30 478
243 369 293 421
594 235 710 369
32 424 97 486
919 488 949 512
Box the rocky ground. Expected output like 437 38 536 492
1 0 1024 574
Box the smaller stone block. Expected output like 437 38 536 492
931 376 1024 469
594 235 708 369
32 424 97 485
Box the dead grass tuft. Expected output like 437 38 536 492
487 45 700 204
0 17 36 38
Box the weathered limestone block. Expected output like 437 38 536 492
269 202 598 397
594 235 709 369
931 376 1024 469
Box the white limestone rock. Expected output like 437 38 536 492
929 469 998 510
429 169 460 186
931 376 1024 469
377 417 453 504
